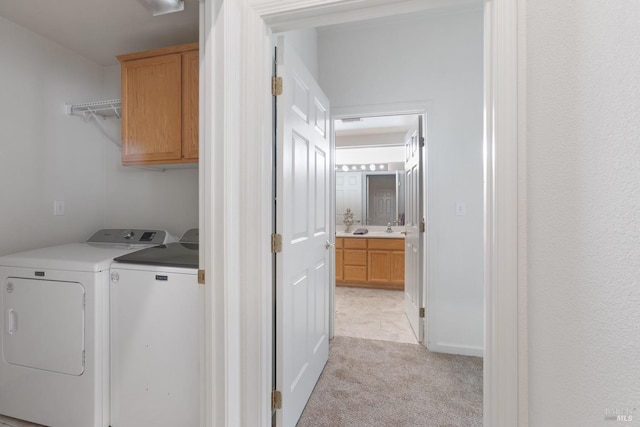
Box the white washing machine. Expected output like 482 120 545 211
0 229 176 427
110 228 201 427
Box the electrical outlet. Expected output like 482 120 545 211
54 200 65 216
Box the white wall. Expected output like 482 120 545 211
101 65 198 237
336 132 405 148
336 146 404 164
527 1 640 424
279 28 319 79
318 9 484 355
0 16 107 255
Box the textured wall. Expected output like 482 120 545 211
527 0 640 424
0 16 106 255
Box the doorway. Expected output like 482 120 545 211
332 112 426 346
274 8 486 426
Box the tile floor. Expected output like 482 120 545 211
334 285 418 344
1 286 416 427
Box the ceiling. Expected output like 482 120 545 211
0 0 199 66
335 114 419 137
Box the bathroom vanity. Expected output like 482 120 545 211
335 234 405 290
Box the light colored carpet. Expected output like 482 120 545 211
297 336 483 427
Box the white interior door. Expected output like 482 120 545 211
275 36 331 427
367 174 396 225
404 116 424 342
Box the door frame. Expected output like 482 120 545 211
332 103 430 346
199 0 527 426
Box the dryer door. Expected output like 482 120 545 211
3 277 85 375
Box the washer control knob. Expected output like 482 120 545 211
111 271 120 283
121 230 135 240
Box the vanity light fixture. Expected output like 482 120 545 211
138 0 184 16
336 163 389 172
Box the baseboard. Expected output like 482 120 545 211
426 342 484 358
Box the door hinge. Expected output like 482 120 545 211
271 390 282 410
198 269 205 285
420 136 425 147
419 307 425 318
271 233 283 253
272 76 283 96
420 220 426 233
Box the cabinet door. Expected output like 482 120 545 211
335 248 343 282
343 249 367 266
391 251 405 285
121 54 182 164
367 250 392 284
344 266 367 282
182 49 199 161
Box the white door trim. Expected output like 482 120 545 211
200 0 527 426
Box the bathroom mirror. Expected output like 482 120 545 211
335 169 405 226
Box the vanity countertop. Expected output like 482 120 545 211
336 230 405 239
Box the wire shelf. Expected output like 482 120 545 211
65 99 122 118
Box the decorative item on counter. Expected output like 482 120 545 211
343 208 356 233
353 228 368 235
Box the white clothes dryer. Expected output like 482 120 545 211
110 229 201 427
0 229 175 427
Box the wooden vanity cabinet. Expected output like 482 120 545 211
343 238 368 283
335 238 344 282
335 237 405 290
117 43 198 166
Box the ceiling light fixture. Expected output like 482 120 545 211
138 0 184 16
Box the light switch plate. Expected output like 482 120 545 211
455 201 466 216
54 200 65 216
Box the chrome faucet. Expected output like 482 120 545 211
386 222 393 233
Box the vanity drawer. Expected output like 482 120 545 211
344 250 367 266
367 238 405 250
335 238 343 249
344 266 367 282
344 238 367 249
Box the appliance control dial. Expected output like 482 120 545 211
121 230 135 240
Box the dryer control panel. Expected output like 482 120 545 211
87 229 173 245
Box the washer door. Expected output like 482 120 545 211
3 277 85 375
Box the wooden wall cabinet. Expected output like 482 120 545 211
335 237 405 290
117 43 199 166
